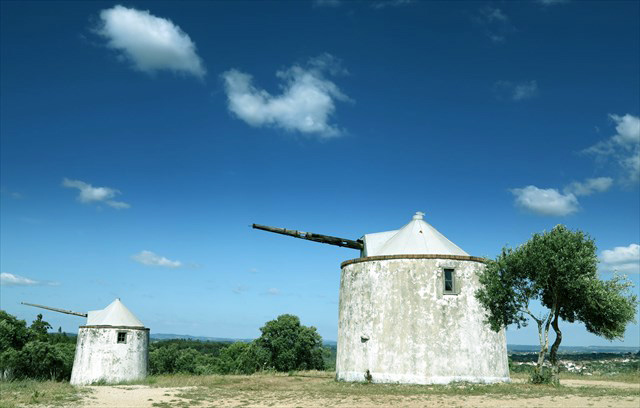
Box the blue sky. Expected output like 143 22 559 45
1 0 639 347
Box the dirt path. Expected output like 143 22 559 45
80 385 195 407
562 379 640 390
77 380 640 408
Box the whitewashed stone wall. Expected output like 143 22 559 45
336 256 509 384
70 326 148 385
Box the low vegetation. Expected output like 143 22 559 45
1 368 638 408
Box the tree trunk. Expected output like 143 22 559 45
549 311 562 385
529 307 554 380
534 319 546 377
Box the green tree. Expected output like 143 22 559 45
0 311 30 353
256 314 324 372
29 314 52 342
476 225 637 384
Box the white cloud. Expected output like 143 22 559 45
1 273 58 287
62 178 130 209
584 114 640 184
132 250 182 268
511 186 579 216
611 113 640 145
512 176 613 216
96 5 205 78
563 177 613 196
1 273 38 286
600 244 640 274
494 80 539 101
222 54 350 138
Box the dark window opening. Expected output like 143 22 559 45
117 332 127 344
444 268 455 294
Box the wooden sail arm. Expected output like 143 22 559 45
21 302 87 317
252 224 363 250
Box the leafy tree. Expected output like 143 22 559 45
476 225 637 384
0 311 76 381
217 342 269 374
256 314 324 372
149 343 179 374
0 311 30 352
29 314 52 342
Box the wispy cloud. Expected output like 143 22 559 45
232 285 249 294
266 288 281 296
222 54 351 138
563 177 613 196
96 5 205 78
313 0 341 7
511 177 613 216
474 6 514 43
1 273 59 287
583 114 640 185
62 178 130 209
537 0 569 6
494 80 539 101
371 0 415 10
600 244 640 274
0 187 23 199
132 250 182 268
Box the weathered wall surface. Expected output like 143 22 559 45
70 327 148 385
336 257 509 384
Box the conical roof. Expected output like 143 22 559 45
86 298 145 327
362 212 468 257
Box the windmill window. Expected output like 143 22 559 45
444 268 455 294
117 332 127 344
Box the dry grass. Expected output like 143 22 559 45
0 380 88 408
1 371 638 408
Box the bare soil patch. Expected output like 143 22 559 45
79 385 194 408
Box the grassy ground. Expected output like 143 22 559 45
1 371 638 408
0 380 88 408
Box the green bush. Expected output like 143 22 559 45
530 368 553 384
0 312 75 381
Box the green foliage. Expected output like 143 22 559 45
256 314 325 372
29 314 52 342
476 225 638 385
148 314 325 376
217 342 270 374
529 367 553 384
0 310 31 352
0 311 76 381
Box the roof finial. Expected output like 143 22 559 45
413 211 425 220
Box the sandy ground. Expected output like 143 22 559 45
80 385 196 407
76 380 640 408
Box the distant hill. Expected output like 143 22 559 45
150 333 252 342
149 335 636 353
507 344 639 353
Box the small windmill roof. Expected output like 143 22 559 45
86 298 144 327
362 212 468 257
